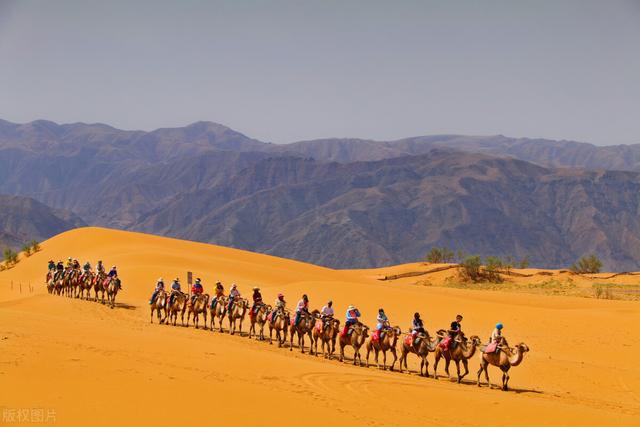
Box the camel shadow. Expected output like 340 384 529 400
113 302 137 310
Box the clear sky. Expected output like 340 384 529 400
0 0 639 145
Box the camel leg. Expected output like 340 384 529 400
390 349 397 371
382 350 387 370
460 359 469 382
434 353 440 379
444 359 451 378
501 366 510 391
375 349 381 369
289 330 294 351
366 346 371 368
339 344 345 362
455 360 462 383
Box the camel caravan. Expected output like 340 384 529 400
144 278 530 391
45 258 122 308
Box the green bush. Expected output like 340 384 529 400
29 240 41 253
425 247 454 263
571 254 602 274
519 256 529 269
3 248 18 266
485 256 504 282
459 255 482 282
22 245 32 257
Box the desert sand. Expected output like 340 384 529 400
1 227 639 426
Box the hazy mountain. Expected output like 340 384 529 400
0 195 86 250
133 151 640 270
2 118 640 270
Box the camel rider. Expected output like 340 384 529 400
320 300 334 330
376 308 390 340
107 266 122 289
66 257 73 269
294 294 309 327
272 293 286 323
55 261 64 280
190 278 204 305
227 284 241 311
343 305 361 336
73 259 81 270
96 260 105 275
449 314 463 338
169 278 182 306
81 261 91 281
440 314 463 351
47 260 55 281
412 312 426 345
412 312 425 334
149 278 165 305
211 282 225 310
48 260 55 271
250 287 263 317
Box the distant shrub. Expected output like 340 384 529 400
503 256 515 275
29 240 41 253
593 284 613 299
3 248 18 267
425 247 454 263
22 244 32 257
485 256 504 282
519 256 529 269
571 254 602 274
459 255 482 282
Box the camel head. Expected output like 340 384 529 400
468 335 481 347
515 342 530 353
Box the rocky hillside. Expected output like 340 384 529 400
1 118 640 270
0 195 86 250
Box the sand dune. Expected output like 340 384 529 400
1 227 639 426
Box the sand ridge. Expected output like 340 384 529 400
1 227 639 426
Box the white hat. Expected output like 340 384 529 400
348 305 355 310
158 277 163 282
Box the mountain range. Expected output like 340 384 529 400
1 118 639 270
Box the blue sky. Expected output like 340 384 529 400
1 0 639 144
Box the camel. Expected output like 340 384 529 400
268 309 290 347
339 322 369 366
289 309 319 354
399 331 436 376
93 271 106 303
46 276 55 294
209 295 227 332
53 275 64 296
477 341 530 391
434 333 481 382
167 292 187 326
227 298 249 335
312 317 340 359
106 277 120 308
79 272 94 300
249 303 272 340
150 289 168 324
365 326 401 370
63 269 77 298
187 293 210 329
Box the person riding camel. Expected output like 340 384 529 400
484 323 505 354
96 260 105 273
169 278 182 306
440 314 463 351
411 312 426 345
271 293 286 324
250 287 263 318
211 282 225 310
55 260 64 280
227 284 241 311
107 266 121 289
320 300 334 331
294 294 309 327
81 261 91 281
66 257 73 269
149 278 165 305
375 308 390 341
190 278 204 305
46 260 55 281
72 258 80 270
342 305 361 336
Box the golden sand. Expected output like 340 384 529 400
1 227 638 426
